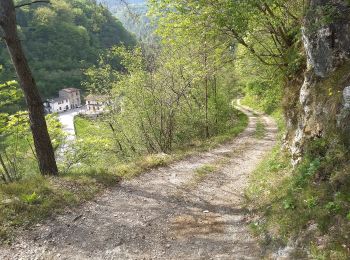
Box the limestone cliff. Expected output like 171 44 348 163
286 0 350 164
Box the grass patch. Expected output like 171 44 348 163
113 153 172 179
0 170 119 244
246 144 291 206
254 119 266 139
195 164 217 177
74 115 110 138
246 138 350 258
190 157 232 186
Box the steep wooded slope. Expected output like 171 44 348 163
0 0 136 98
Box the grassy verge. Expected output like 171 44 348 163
0 109 248 243
246 138 350 259
74 115 110 138
112 110 248 179
0 170 119 243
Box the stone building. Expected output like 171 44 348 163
59 88 81 109
85 94 109 114
44 88 81 113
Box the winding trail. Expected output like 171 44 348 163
0 106 278 259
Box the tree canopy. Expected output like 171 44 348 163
0 0 136 98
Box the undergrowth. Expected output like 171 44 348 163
247 135 350 259
0 171 119 243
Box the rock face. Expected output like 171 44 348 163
287 0 350 164
343 86 350 108
338 86 350 139
303 0 350 77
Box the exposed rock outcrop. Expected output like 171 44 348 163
303 0 350 77
338 86 350 141
288 0 350 164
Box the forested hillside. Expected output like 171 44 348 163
0 0 136 98
98 0 152 41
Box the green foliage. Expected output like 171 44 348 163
112 1 154 42
247 134 350 258
0 170 119 243
0 80 23 111
304 4 341 33
282 198 296 210
241 80 282 114
237 43 286 115
2 0 320 251
295 158 321 187
0 0 136 98
0 110 65 183
20 192 41 205
82 40 240 158
346 212 350 221
71 108 248 175
246 144 292 206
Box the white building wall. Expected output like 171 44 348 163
86 100 107 113
50 99 70 113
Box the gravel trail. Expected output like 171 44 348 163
0 106 277 260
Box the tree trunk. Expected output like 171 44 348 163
204 53 209 139
213 75 218 126
205 75 209 138
0 0 58 175
0 153 12 182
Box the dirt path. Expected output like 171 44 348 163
57 107 84 141
0 106 278 260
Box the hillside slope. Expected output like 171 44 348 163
0 0 136 98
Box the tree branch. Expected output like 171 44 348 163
15 0 50 9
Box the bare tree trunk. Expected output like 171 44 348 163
204 53 210 139
213 75 218 126
202 38 210 139
205 76 209 138
0 0 58 175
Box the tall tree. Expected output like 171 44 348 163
0 0 58 175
